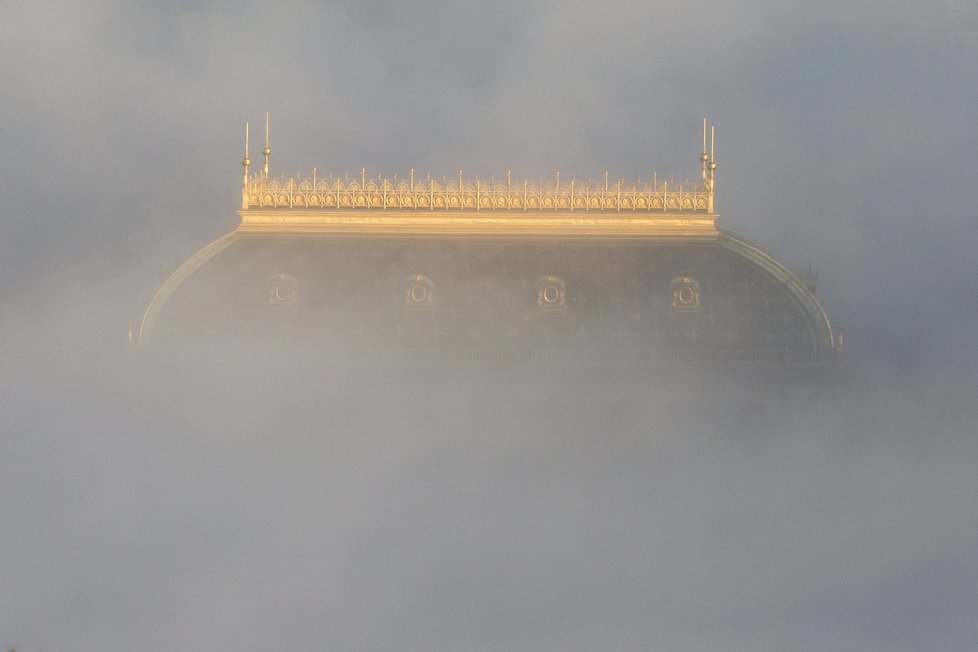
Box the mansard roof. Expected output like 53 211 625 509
136 119 837 363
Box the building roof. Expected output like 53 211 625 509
137 118 838 363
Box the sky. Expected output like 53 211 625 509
1 1 977 650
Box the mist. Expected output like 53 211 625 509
2 1 978 650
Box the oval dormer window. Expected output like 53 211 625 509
269 273 297 309
405 274 434 310
670 276 700 313
537 275 566 313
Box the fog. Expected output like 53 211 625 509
2 1 978 650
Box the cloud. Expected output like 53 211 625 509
2 1 977 649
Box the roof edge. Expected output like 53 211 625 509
717 229 834 352
138 231 241 347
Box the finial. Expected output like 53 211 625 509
262 112 271 178
701 118 709 182
709 125 716 178
708 124 717 213
242 120 251 189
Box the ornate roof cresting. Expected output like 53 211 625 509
239 117 717 215
243 171 713 213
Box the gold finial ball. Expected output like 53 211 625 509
243 157 251 166
709 161 716 170
263 146 271 155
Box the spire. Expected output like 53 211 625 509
709 124 716 180
263 112 271 178
701 117 709 182
242 120 251 188
708 124 717 212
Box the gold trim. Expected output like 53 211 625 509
238 208 718 237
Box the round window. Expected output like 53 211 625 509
410 284 428 303
274 284 292 302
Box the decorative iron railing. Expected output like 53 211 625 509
243 173 713 213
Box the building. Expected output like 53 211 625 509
137 119 840 366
